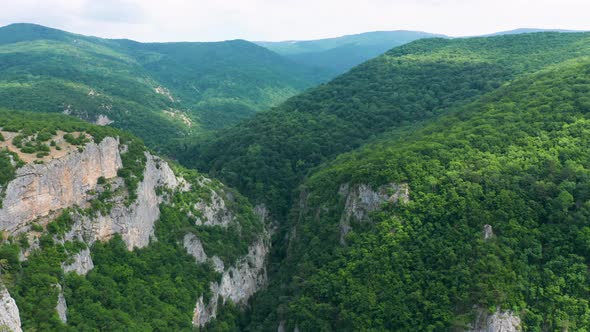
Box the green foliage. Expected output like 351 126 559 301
63 133 89 146
0 23 329 154
46 210 75 236
64 234 215 331
258 30 445 74
187 32 590 217
236 58 590 330
10 238 68 331
161 166 264 264
0 108 147 204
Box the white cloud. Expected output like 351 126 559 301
0 0 588 42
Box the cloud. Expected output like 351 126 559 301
0 0 589 42
80 0 147 24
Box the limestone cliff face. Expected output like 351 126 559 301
183 233 207 264
64 153 181 250
55 284 67 324
0 137 122 233
0 134 268 329
193 189 235 227
192 238 269 327
0 287 22 332
62 248 94 276
467 308 521 332
338 182 409 244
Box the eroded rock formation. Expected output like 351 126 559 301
0 287 22 332
467 308 521 332
192 238 269 327
0 137 122 233
338 182 409 244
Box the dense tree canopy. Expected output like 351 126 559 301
186 32 590 217
234 57 590 331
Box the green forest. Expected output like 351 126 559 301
0 109 263 331
2 23 590 331
0 23 327 154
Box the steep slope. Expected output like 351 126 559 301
236 56 590 331
187 32 590 216
0 23 327 151
257 30 445 75
118 39 327 129
0 109 269 331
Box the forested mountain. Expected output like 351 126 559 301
187 32 590 216
257 30 444 75
0 23 327 152
3 21 590 331
0 109 269 331
485 28 587 36
199 33 590 331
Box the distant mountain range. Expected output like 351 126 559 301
0 23 328 152
483 28 588 36
257 30 446 74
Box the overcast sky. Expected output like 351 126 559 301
0 0 589 42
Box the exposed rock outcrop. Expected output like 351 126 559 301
193 189 235 227
193 238 269 327
65 153 180 250
183 233 207 264
483 224 494 240
338 182 409 244
95 114 114 126
0 137 122 233
467 308 521 332
56 284 67 323
0 287 22 332
62 248 94 275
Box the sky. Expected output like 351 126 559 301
0 0 589 42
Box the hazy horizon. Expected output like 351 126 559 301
1 0 589 43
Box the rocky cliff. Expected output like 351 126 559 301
338 182 409 244
64 153 182 250
192 237 269 327
0 133 269 329
467 308 521 332
0 137 122 233
0 287 21 332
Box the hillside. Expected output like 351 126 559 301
257 30 445 74
0 23 327 151
484 28 587 36
0 109 269 331
186 32 590 216
219 50 590 331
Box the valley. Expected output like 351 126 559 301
0 21 590 332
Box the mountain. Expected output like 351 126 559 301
484 28 588 36
242 55 590 331
195 32 590 330
257 30 445 75
0 108 269 330
0 23 327 152
187 32 590 216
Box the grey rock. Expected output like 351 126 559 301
0 287 22 332
211 256 225 273
184 233 207 263
64 153 181 250
62 248 94 275
0 137 122 234
193 189 235 227
339 182 409 244
193 238 269 327
483 224 494 240
467 308 521 332
55 284 67 323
